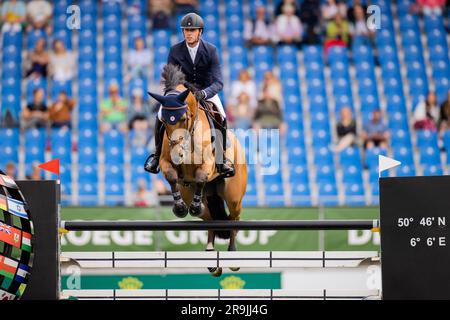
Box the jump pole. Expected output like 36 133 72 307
61 219 380 232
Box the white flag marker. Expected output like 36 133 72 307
378 155 401 177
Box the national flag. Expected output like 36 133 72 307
0 289 15 300
21 232 32 252
0 174 17 189
38 158 60 175
0 222 22 249
6 197 28 219
14 263 30 283
0 255 18 279
0 195 7 211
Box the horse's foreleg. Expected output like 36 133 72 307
206 229 222 276
206 230 215 251
189 169 207 217
227 200 242 272
164 167 188 218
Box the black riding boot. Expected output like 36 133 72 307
144 117 165 174
217 118 235 178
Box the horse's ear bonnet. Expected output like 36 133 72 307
148 89 190 125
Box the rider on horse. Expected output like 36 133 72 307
145 12 235 177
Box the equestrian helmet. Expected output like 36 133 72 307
180 12 204 30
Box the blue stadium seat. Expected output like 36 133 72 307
316 164 336 182
416 130 438 148
394 164 416 177
303 46 323 63
0 128 19 148
393 146 414 166
419 146 441 165
78 145 98 164
311 130 331 148
291 182 311 206
317 182 338 206
339 147 362 166
422 165 443 176
343 182 365 206
78 181 99 206
365 147 387 170
342 165 363 184
263 178 285 207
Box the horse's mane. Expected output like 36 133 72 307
161 64 186 93
161 64 198 95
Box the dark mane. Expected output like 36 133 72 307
161 64 186 93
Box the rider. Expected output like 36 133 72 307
146 12 235 177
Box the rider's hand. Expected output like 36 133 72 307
194 90 207 101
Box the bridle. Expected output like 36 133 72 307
161 90 199 153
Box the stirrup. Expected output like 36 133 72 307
144 154 160 174
219 159 235 178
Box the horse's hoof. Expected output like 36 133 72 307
189 203 204 217
229 267 240 272
208 267 223 277
173 203 188 218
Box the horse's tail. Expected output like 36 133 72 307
206 193 230 239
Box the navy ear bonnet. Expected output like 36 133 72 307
148 89 190 125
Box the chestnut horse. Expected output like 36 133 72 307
148 64 247 276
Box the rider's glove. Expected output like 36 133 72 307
194 90 207 101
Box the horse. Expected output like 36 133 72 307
148 64 248 277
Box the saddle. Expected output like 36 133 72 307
199 100 223 145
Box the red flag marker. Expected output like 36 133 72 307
38 158 60 176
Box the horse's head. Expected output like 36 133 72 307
148 64 198 165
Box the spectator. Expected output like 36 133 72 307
21 88 49 129
49 40 75 82
229 92 253 130
26 0 52 32
324 13 351 54
274 3 303 46
48 91 75 129
0 106 19 128
26 37 49 79
149 0 172 29
275 0 301 18
417 0 446 16
100 82 128 133
26 162 42 180
244 6 274 47
5 162 17 179
128 88 152 130
413 91 440 130
350 5 374 47
174 0 198 16
230 69 257 109
438 90 450 134
321 0 347 22
133 179 151 207
347 0 367 24
126 37 151 82
1 0 26 33
253 87 287 137
261 71 283 108
299 0 321 44
332 106 357 152
128 88 152 146
361 109 389 149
